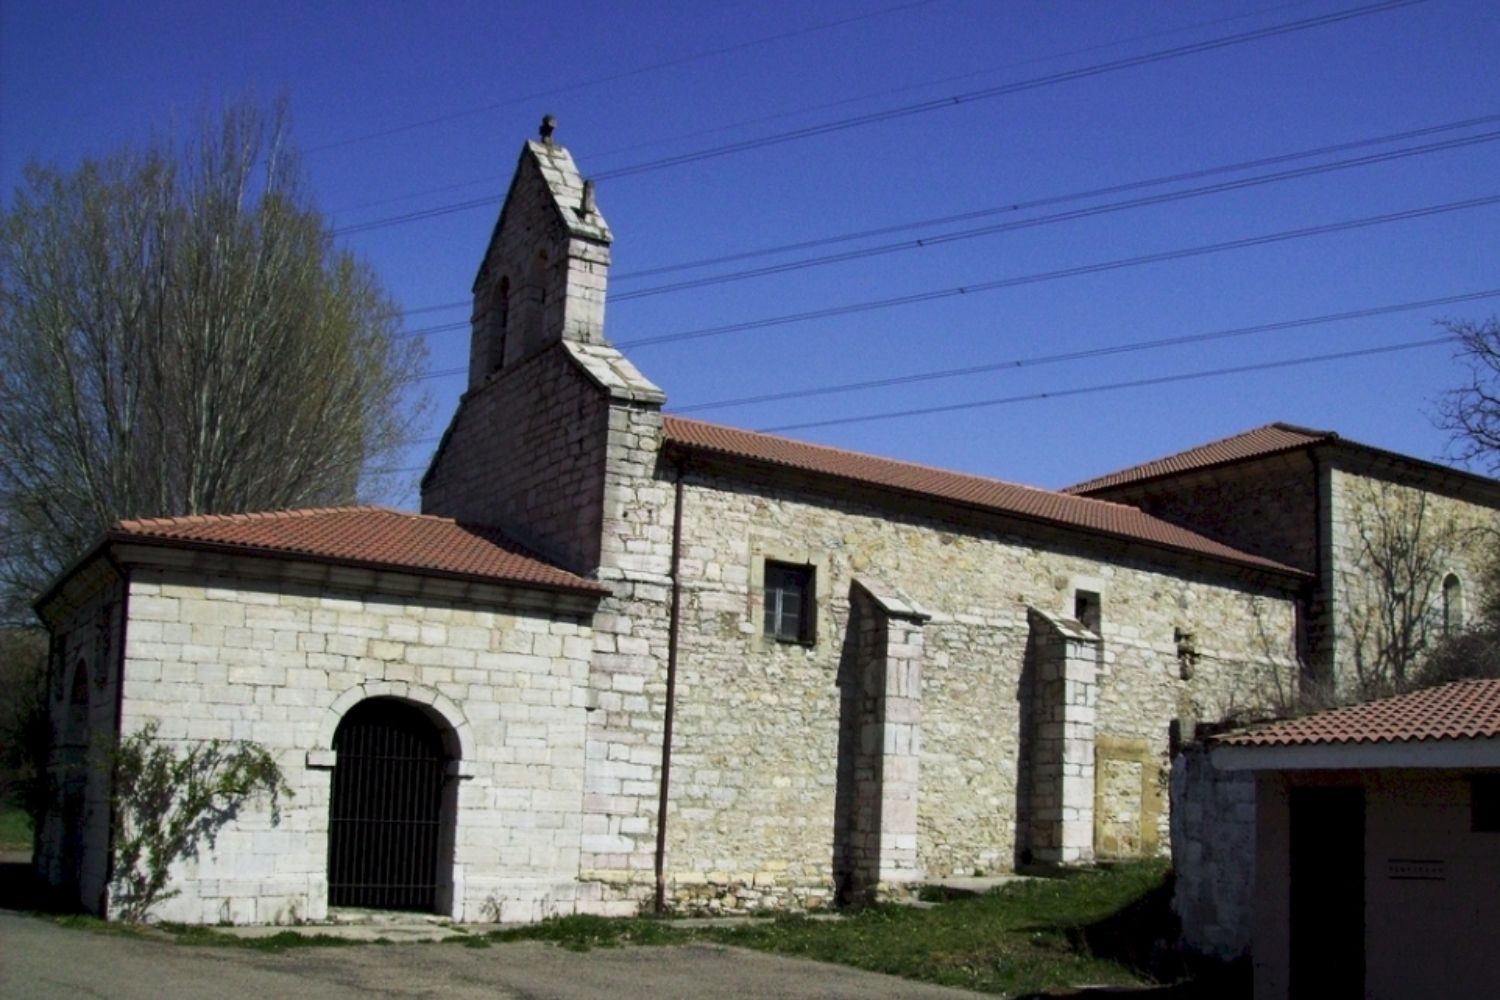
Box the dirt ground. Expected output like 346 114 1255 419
0 906 998 1000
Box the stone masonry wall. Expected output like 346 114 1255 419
1324 463 1500 695
1169 742 1255 960
631 467 1300 911
113 564 595 925
424 344 610 575
1119 455 1319 575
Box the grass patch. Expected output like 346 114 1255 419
696 862 1173 995
488 861 1177 994
0 802 32 851
166 924 378 951
486 913 686 951
49 914 165 940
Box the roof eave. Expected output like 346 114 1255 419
1211 736 1500 771
32 534 118 624
1068 439 1324 496
100 530 610 599
665 440 1308 585
1071 435 1500 504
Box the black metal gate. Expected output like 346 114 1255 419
327 698 449 912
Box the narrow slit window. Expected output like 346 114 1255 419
1443 574 1464 635
1074 590 1101 635
764 562 814 644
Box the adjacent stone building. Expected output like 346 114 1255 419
1070 424 1500 697
31 126 1488 924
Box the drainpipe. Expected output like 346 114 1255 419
1308 449 1326 693
653 459 685 914
100 549 131 920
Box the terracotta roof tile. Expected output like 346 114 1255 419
662 416 1304 578
109 506 605 595
1215 679 1500 747
1066 423 1332 494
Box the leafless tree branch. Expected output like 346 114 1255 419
0 101 427 621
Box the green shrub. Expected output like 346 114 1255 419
109 722 290 922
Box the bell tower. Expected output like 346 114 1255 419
467 116 613 390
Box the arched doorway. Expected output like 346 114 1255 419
327 698 453 912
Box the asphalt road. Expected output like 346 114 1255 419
0 910 990 1000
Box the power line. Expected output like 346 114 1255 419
612 112 1500 283
306 1 939 155
377 332 1460 474
406 286 1500 391
381 111 1500 326
398 319 469 342
411 364 465 383
670 289 1500 414
591 1 1426 182
618 193 1500 349
332 0 1424 237
758 336 1455 434
611 129 1500 302
328 0 1318 217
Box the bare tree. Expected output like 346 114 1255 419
1437 316 1500 473
0 102 425 620
1342 479 1461 698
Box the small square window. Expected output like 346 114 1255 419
764 562 814 644
1472 775 1500 832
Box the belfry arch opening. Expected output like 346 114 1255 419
327 697 457 913
488 276 510 374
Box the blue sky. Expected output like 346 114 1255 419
4 0 1497 507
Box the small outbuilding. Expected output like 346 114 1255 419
1211 679 1500 1000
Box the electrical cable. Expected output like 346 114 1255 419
611 112 1500 283
669 289 1500 413
611 130 1500 302
592 0 1426 182
758 336 1455 433
617 193 1500 349
377 111 1499 325
305 0 939 155
328 0 1318 217
332 0 1425 237
408 289 1500 386
370 333 1458 474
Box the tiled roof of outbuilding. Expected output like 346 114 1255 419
662 416 1304 578
1215 679 1500 747
108 506 605 595
1066 423 1331 494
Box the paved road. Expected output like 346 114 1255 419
0 910 989 1000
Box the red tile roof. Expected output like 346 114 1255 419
1067 423 1332 494
1216 680 1500 747
108 506 605 595
661 416 1304 578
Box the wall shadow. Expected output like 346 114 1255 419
834 590 870 911
1013 627 1040 869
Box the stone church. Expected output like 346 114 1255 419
34 126 1497 924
